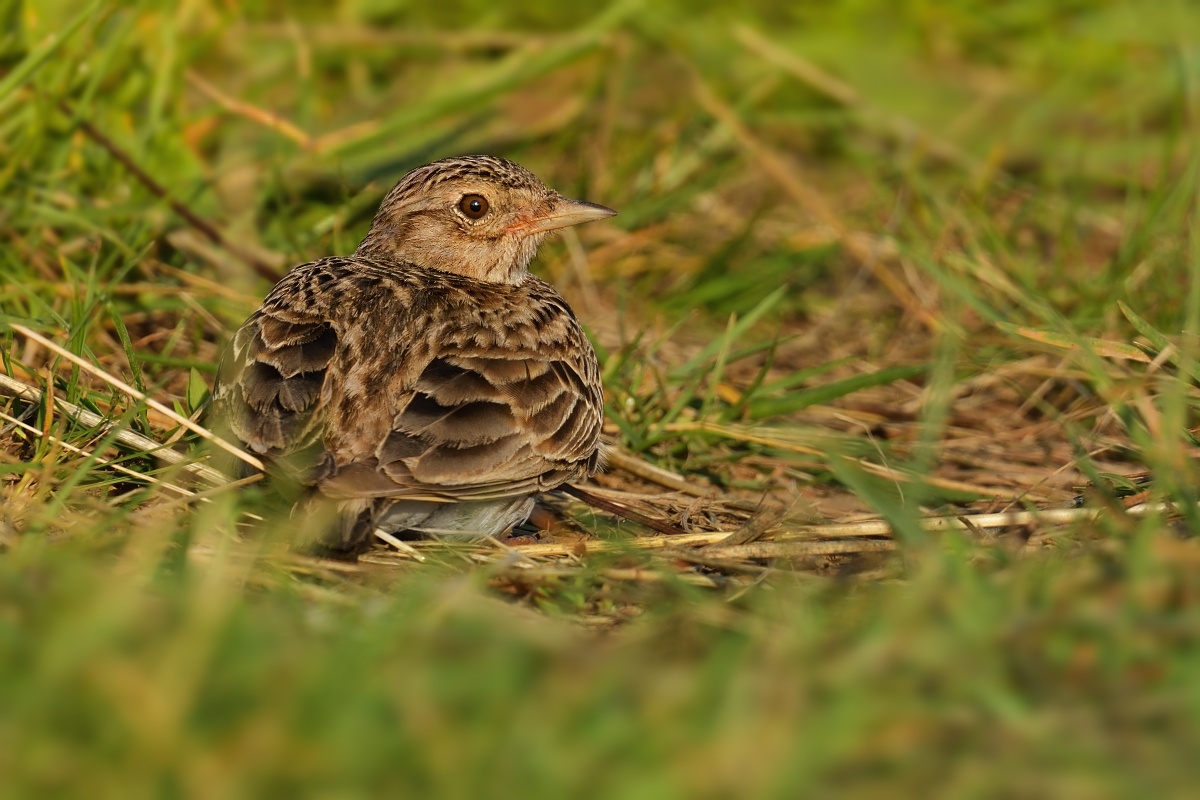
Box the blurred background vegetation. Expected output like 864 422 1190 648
3 0 1200 795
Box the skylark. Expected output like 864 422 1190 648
212 155 615 554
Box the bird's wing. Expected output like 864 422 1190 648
317 278 604 503
318 349 603 502
215 264 602 501
212 309 336 461
211 260 349 464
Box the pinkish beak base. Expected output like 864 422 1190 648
514 198 617 235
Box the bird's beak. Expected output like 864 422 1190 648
514 197 617 235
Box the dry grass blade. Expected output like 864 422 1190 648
563 484 688 535
129 474 263 521
711 499 790 547
604 446 712 496
0 372 227 485
495 502 1173 559
496 563 729 589
689 70 939 333
704 539 897 559
858 461 1023 499
0 408 195 497
498 531 736 556
186 71 314 149
8 324 264 473
372 529 427 562
998 323 1155 363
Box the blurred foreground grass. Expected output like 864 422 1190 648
3 0 1200 795
6 527 1200 796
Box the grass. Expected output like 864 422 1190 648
3 0 1200 795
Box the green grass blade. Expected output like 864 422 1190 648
0 0 103 105
748 364 927 420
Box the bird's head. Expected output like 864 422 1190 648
354 155 616 284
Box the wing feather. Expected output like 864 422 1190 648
213 261 602 508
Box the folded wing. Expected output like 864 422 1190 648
213 261 602 503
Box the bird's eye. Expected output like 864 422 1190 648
458 194 489 220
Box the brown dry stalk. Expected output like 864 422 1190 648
495 563 728 588
704 539 897 559
490 502 1173 557
562 484 688 536
371 529 427 562
603 446 712 496
58 101 282 282
186 71 314 149
712 499 790 547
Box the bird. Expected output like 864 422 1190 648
211 155 615 555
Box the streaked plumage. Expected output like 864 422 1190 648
212 155 614 553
